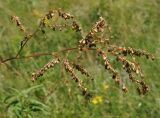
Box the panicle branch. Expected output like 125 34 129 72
63 59 91 98
32 58 60 81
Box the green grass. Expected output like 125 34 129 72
0 0 160 118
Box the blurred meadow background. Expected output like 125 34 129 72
0 0 160 118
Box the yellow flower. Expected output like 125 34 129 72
91 96 103 105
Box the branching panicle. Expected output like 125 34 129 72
1 9 155 98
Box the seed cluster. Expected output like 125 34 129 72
136 80 149 95
63 59 91 98
11 16 25 32
32 11 155 95
98 50 121 85
117 56 143 77
5 9 155 98
108 46 155 60
57 9 74 20
32 58 60 81
39 9 81 33
114 55 150 94
79 17 106 50
72 21 81 32
72 63 92 79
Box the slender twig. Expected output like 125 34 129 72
0 47 97 64
1 47 77 63
15 28 40 58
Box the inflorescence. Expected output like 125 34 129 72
1 9 155 99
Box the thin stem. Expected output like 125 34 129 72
0 47 97 64
1 47 78 64
15 28 40 58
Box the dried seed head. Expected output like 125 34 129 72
78 17 106 50
11 16 25 32
57 9 74 20
93 17 105 33
72 63 90 78
116 56 142 78
98 50 121 86
109 46 154 60
7 9 155 98
32 58 60 81
136 80 149 95
63 59 90 97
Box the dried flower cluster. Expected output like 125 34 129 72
32 58 60 81
39 9 81 33
11 16 25 32
98 50 120 85
108 45 155 60
63 59 91 98
79 17 108 50
1 9 155 99
72 63 91 79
